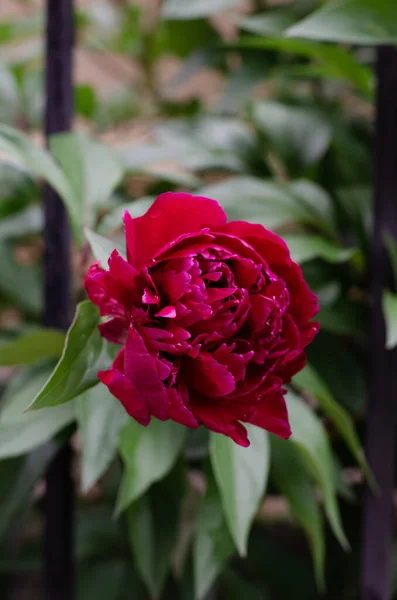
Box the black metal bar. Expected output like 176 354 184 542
43 1 74 599
361 46 397 600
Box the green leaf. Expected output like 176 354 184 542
287 391 348 549
199 176 334 235
0 125 78 238
85 228 126 266
0 240 42 316
0 367 75 458
283 234 354 264
77 385 128 492
252 101 331 172
0 443 59 541
0 329 64 365
317 298 366 340
307 332 367 413
50 132 124 229
75 84 97 119
122 118 254 173
383 290 397 350
287 180 338 238
0 66 21 123
194 472 234 600
234 36 373 97
162 0 242 20
156 19 217 58
127 463 185 599
27 301 109 411
271 436 325 590
286 0 397 45
97 197 155 236
209 425 270 556
293 365 371 483
238 11 295 36
116 419 187 514
0 204 42 240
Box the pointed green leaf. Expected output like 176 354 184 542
0 329 65 365
194 472 234 600
209 425 270 555
293 364 373 486
162 0 242 20
0 443 59 541
127 464 185 599
271 436 325 590
116 419 187 514
252 101 331 171
50 133 124 228
0 125 79 238
27 301 109 411
286 0 397 45
383 290 397 350
77 385 128 492
287 391 348 549
0 367 75 458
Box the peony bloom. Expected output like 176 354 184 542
85 192 319 446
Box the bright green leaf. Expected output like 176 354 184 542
116 418 187 514
210 425 270 556
287 391 348 549
0 367 75 458
77 385 128 492
0 329 64 365
0 125 78 238
286 0 397 45
383 290 397 350
27 301 109 411
194 472 234 600
127 464 185 599
162 0 242 20
50 132 124 228
271 436 325 591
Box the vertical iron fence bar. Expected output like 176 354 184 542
361 46 397 600
43 1 74 599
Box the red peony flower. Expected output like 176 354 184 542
85 192 319 446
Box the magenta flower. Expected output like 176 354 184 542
85 192 319 446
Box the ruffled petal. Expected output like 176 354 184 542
185 353 236 397
191 400 250 447
98 367 151 425
123 192 227 268
123 327 170 421
250 389 292 439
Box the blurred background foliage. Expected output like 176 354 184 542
0 0 396 598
